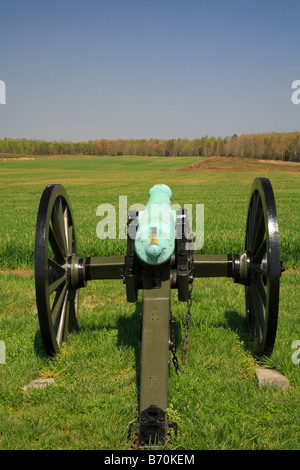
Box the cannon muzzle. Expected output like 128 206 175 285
134 184 176 265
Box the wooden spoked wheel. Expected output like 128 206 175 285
245 177 281 355
35 184 79 356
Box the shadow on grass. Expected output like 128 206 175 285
34 330 49 358
224 309 258 356
116 301 142 405
34 300 143 362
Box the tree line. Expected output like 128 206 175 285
0 132 300 161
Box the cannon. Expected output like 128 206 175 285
34 178 284 447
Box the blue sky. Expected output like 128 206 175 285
0 0 299 141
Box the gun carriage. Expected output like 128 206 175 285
35 178 284 447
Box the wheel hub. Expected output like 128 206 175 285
67 255 87 290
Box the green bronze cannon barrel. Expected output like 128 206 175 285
134 184 176 265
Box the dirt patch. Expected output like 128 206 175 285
283 268 299 275
258 159 299 166
170 156 300 173
0 268 34 276
0 157 35 161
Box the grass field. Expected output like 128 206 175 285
0 155 299 450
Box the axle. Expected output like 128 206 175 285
65 252 254 292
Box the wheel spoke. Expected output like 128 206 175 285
248 191 258 247
48 257 65 274
49 273 67 295
63 205 71 254
63 293 70 342
68 225 74 255
253 275 267 307
246 209 253 249
253 237 266 264
247 193 263 251
51 198 68 258
49 225 66 264
251 206 264 254
56 290 69 345
250 279 265 341
251 263 267 276
247 205 253 249
51 283 67 326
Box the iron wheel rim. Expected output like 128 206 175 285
245 177 280 355
35 184 78 356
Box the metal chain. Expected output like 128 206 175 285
169 249 195 373
182 250 194 365
170 211 195 372
170 314 181 374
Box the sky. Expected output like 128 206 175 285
0 0 300 141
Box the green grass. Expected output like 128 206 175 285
0 155 299 450
0 155 299 270
0 272 299 450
